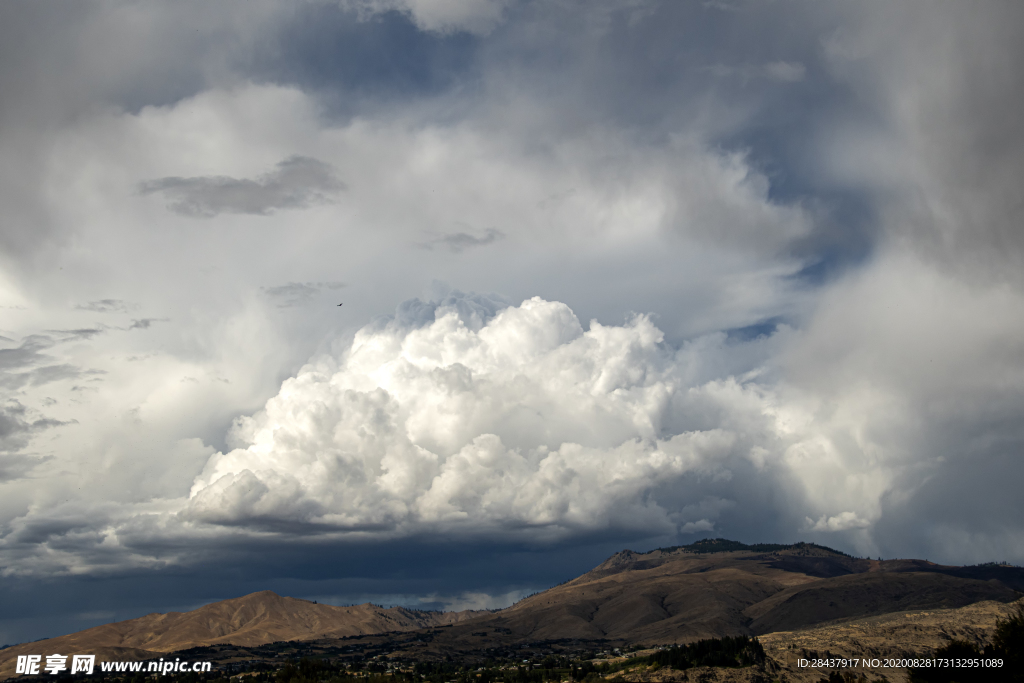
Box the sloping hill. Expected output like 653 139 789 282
0 591 483 679
3 540 1020 678
410 541 1022 653
758 598 1024 682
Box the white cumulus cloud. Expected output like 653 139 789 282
805 511 870 533
185 294 746 537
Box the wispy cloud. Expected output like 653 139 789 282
261 281 346 308
139 156 345 218
0 336 55 371
805 512 871 532
128 318 167 330
0 335 104 390
419 228 505 253
74 300 136 314
44 328 105 342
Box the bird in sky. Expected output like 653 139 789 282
337 303 343 306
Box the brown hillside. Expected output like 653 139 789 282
3 541 1020 678
605 600 1021 683
0 591 482 680
408 543 1021 652
758 598 1024 683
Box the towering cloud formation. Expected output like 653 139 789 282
178 277 1024 561
185 294 774 538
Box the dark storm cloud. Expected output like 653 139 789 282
0 533 635 645
0 493 656 640
419 228 504 253
831 2 1024 277
139 156 344 218
249 4 480 114
869 401 1024 563
476 1 880 281
242 0 877 280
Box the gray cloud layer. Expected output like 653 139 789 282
139 156 345 217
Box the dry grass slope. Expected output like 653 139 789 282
0 592 483 680
423 545 1019 648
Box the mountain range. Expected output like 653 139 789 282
2 539 1021 679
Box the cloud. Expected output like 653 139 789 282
419 228 504 253
165 278 1024 565
2 0 1024 642
0 276 1000 577
420 588 532 612
74 300 135 314
0 401 70 456
700 61 807 83
352 0 509 35
805 511 870 533
0 336 54 371
184 295 727 535
702 0 740 11
0 453 54 483
180 295 797 543
679 519 715 534
0 1 287 261
830 2 1024 281
0 331 106 392
139 156 345 218
128 319 166 330
776 250 1024 560
44 329 104 342
0 337 96 389
0 364 92 391
262 282 347 308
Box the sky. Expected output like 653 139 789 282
1 0 1023 645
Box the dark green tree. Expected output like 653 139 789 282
992 601 1024 682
